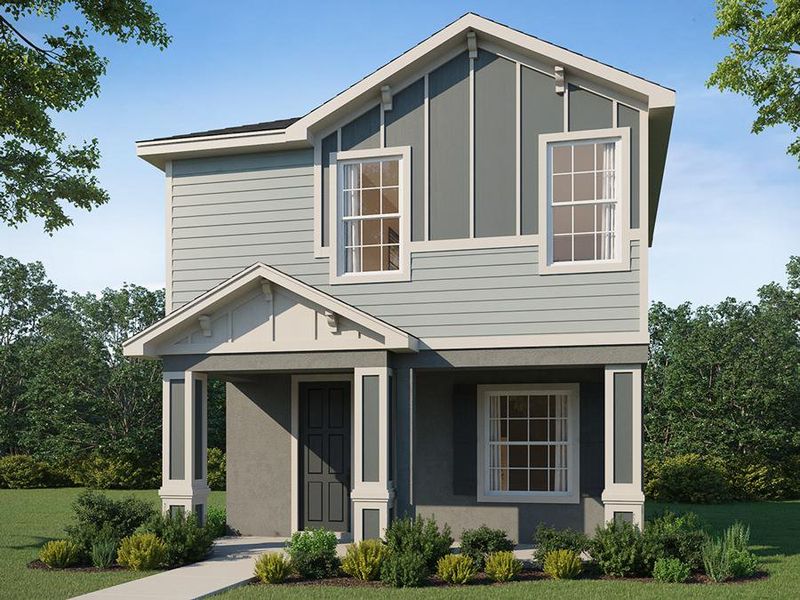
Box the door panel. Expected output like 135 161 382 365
300 381 350 532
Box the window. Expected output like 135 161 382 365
538 128 630 274
330 147 411 283
477 384 579 504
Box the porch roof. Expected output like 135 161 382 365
123 263 419 359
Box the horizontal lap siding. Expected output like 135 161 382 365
170 151 640 340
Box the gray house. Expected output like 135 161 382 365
124 13 674 542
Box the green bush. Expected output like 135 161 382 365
254 552 291 584
484 551 522 582
380 550 429 587
436 554 476 584
207 448 226 491
341 539 387 581
0 455 60 488
90 533 118 568
459 525 513 569
726 455 800 501
532 524 590 566
542 549 582 579
590 520 645 577
65 490 155 555
206 505 227 538
702 523 759 582
285 528 339 579
117 533 166 571
39 540 81 568
137 512 214 567
652 557 691 583
69 453 159 489
645 454 730 503
383 516 453 572
642 511 708 572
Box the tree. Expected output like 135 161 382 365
708 0 800 165
0 0 170 232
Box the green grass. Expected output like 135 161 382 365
0 488 224 600
221 501 800 600
0 492 797 600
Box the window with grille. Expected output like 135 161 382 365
548 137 621 264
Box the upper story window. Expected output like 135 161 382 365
330 147 411 284
539 128 631 275
477 384 580 504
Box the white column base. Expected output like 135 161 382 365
601 490 645 527
351 485 394 541
159 482 211 521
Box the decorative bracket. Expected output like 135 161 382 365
198 315 212 337
324 310 339 333
467 31 478 59
380 85 392 112
554 65 566 95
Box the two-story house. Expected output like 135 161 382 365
123 13 674 542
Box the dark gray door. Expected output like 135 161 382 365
299 381 350 532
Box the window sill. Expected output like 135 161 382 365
329 269 411 285
538 256 631 276
477 491 581 505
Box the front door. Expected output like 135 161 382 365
299 381 351 532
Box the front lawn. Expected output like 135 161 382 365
0 488 224 600
0 490 797 600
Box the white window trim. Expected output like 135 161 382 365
476 383 580 504
538 127 631 275
329 146 412 284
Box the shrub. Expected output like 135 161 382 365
207 448 226 491
69 453 159 489
727 455 800 501
460 525 513 570
542 549 582 579
532 524 590 566
642 511 708 572
652 557 691 583
39 540 81 568
0 455 59 488
590 520 645 577
380 550 429 587
117 533 167 571
702 523 759 582
484 551 522 582
254 552 291 584
285 528 339 579
205 505 227 539
90 533 118 568
436 554 476 584
137 512 214 567
383 516 453 572
65 490 155 555
341 539 387 581
645 454 730 503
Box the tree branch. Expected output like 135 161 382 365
0 14 64 62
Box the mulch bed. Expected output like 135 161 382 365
27 559 126 573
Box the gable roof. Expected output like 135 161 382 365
135 12 675 240
123 263 419 358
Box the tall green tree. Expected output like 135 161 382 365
0 0 170 232
708 0 800 165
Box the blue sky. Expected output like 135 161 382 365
1 1 798 307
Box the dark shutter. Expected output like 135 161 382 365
452 383 477 496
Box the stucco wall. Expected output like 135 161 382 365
226 375 292 536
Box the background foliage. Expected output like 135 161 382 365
0 255 224 488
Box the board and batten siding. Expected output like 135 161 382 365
169 150 641 339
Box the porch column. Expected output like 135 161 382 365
159 370 210 523
352 367 394 541
601 364 644 526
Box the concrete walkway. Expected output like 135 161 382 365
72 538 536 600
72 537 286 600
